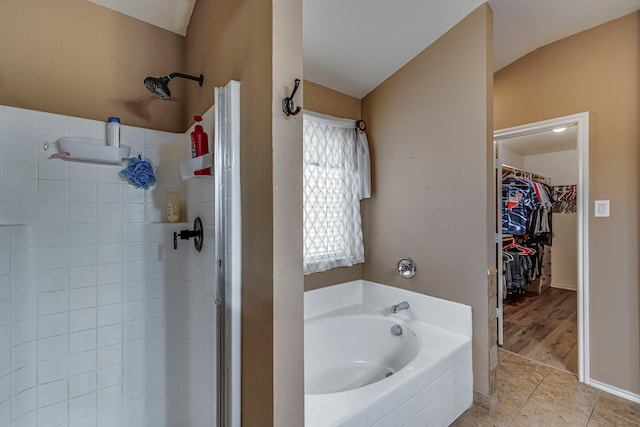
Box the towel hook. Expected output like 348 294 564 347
282 79 301 116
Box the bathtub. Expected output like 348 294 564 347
304 280 473 427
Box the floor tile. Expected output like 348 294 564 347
595 392 640 424
588 404 640 426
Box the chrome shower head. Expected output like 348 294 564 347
144 72 204 100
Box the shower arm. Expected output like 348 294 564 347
167 72 204 86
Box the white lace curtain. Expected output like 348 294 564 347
303 110 371 275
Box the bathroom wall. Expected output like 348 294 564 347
524 150 578 290
494 10 640 395
186 0 306 424
361 4 494 395
0 0 186 132
0 104 180 426
302 80 363 292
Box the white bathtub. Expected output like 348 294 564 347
304 280 473 427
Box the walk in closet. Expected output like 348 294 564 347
496 126 579 373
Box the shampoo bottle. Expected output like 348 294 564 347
191 115 211 176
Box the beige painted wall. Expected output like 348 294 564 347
272 0 304 425
361 4 494 395
494 11 640 394
525 150 579 290
186 0 277 424
303 80 363 291
0 0 186 132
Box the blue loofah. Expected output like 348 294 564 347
120 157 157 189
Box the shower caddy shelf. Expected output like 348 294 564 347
50 137 131 165
179 152 213 180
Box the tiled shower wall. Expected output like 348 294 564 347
0 105 195 427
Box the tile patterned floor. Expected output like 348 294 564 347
452 350 640 426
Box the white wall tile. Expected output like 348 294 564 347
38 357 68 385
97 265 120 286
38 269 68 293
38 203 68 225
69 225 97 246
69 372 97 399
70 392 96 421
70 288 96 310
38 180 68 203
37 157 69 181
12 365 36 395
69 267 97 289
0 399 9 426
70 413 97 427
38 313 68 338
38 335 68 361
96 184 121 204
4 200 38 225
4 155 37 179
38 113 69 137
38 378 68 408
97 305 121 327
2 107 37 135
12 318 37 346
70 330 97 354
97 285 121 307
12 342 37 371
38 292 68 316
69 203 97 224
4 178 37 201
97 224 121 244
11 387 37 421
69 245 97 268
97 344 121 369
37 225 68 248
68 351 96 378
70 308 97 333
70 182 97 203
0 374 10 404
97 325 121 348
68 163 96 183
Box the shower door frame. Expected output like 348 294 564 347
214 80 242 427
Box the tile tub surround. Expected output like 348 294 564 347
304 280 473 426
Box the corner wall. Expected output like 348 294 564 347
494 11 640 395
0 0 186 132
361 4 494 395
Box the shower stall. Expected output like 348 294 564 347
0 81 241 427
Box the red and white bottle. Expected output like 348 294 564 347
191 115 211 176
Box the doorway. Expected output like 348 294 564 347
493 112 589 383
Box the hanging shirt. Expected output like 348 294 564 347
502 176 539 235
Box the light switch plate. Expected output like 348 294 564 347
594 200 610 217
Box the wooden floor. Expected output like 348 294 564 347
502 287 577 373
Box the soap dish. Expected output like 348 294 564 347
53 137 131 165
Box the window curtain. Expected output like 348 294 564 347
303 110 371 275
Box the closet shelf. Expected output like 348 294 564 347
51 137 131 165
179 153 213 180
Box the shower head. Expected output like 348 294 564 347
144 72 204 100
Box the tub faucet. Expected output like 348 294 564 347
391 301 410 313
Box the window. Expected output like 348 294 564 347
303 112 370 275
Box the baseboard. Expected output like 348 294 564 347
589 378 640 404
551 282 577 291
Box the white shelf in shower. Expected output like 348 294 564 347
51 137 131 165
179 152 213 180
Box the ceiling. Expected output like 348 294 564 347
498 126 577 156
90 0 640 98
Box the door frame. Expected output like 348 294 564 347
493 112 589 383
